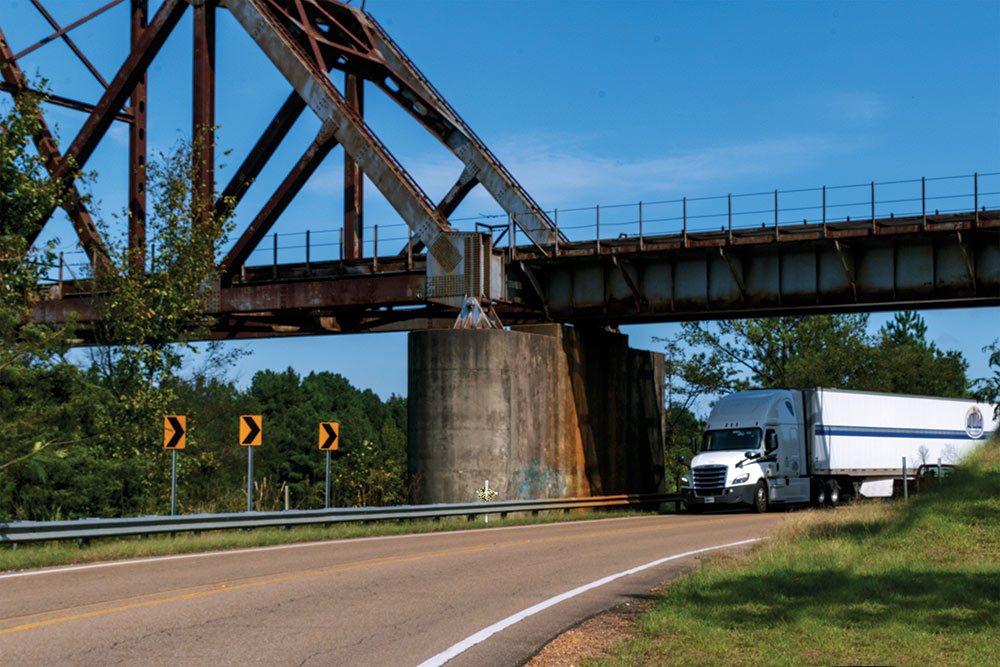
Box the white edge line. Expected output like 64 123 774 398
416 537 762 667
0 514 654 580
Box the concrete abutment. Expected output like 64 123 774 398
407 325 665 504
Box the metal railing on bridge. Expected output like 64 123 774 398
38 171 1000 282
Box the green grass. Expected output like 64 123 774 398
591 439 1000 667
0 509 655 573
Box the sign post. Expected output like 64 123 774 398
163 416 186 515
319 422 339 509
240 415 262 511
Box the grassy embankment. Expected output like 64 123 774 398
594 438 1000 666
0 509 653 573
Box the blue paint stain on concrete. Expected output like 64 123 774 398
516 459 569 498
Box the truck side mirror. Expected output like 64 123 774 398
765 432 778 453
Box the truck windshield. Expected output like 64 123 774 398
702 428 762 452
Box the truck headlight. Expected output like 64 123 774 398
731 473 750 485
680 474 689 485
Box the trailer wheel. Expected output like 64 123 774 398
811 479 827 507
825 479 841 507
753 481 769 513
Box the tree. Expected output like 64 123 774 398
0 81 87 512
679 314 875 392
868 311 968 398
675 312 969 409
81 134 238 515
972 340 1000 420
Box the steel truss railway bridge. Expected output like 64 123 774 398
3 0 998 342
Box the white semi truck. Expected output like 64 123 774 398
681 388 997 513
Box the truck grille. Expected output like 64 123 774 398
692 465 728 496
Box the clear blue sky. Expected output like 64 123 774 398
6 0 999 406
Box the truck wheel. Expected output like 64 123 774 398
811 479 827 507
825 479 841 507
753 481 769 513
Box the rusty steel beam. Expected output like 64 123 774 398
221 124 340 281
0 0 126 66
55 0 187 180
226 0 456 265
520 217 999 324
235 0 559 247
0 81 132 121
193 0 216 242
128 0 148 273
363 10 561 248
29 0 110 88
343 72 364 260
217 271 423 314
0 25 107 265
215 91 307 218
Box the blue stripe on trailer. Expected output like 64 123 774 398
816 425 995 440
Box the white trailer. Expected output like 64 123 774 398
681 388 997 513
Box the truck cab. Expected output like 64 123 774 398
681 389 810 512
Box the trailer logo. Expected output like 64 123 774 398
965 407 984 439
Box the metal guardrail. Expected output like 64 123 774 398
0 493 681 545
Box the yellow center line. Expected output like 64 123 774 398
0 514 766 635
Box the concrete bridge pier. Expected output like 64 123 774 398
407 325 665 505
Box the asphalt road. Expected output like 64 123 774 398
0 512 783 666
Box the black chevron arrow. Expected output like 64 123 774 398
165 416 185 449
242 416 261 445
320 423 338 450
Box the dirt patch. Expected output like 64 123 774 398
524 595 654 666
